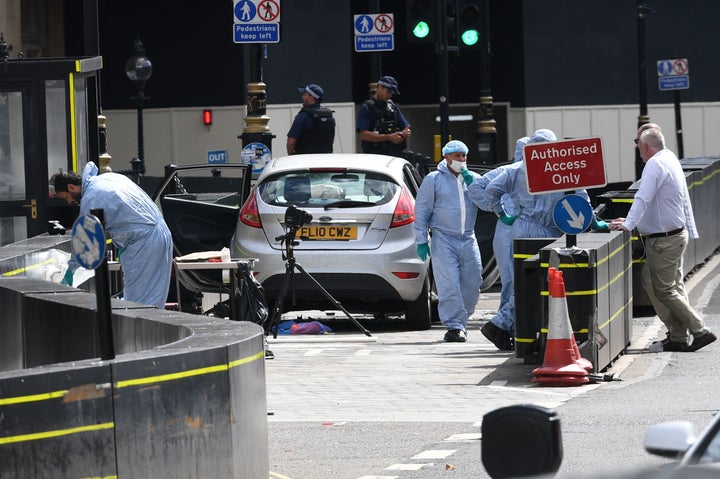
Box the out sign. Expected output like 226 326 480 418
208 149 228 164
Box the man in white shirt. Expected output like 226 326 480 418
610 126 715 352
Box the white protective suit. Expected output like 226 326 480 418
467 137 529 334
74 162 173 309
483 130 591 330
414 159 483 332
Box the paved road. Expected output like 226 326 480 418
263 254 719 479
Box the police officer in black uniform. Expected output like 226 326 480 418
286 84 336 155
356 76 430 174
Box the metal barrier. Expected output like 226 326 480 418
595 156 720 311
514 232 633 372
0 236 269 479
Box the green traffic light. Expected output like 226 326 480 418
461 29 479 46
412 21 431 39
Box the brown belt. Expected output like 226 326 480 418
644 227 684 238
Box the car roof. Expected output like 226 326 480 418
259 154 412 179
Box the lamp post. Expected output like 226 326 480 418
635 1 654 180
475 0 497 165
125 35 152 175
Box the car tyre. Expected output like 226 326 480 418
404 275 433 331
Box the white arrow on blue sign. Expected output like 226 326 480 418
71 214 106 270
553 194 593 235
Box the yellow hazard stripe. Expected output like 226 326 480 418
539 239 631 269
116 350 265 388
68 72 78 172
513 253 536 259
0 422 114 445
229 350 265 368
1 258 56 277
0 351 263 445
0 389 68 406
597 296 634 331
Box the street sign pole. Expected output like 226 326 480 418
657 57 689 159
673 89 684 158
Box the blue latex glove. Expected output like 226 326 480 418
499 214 517 226
61 269 74 286
460 167 474 187
591 218 610 232
416 243 430 261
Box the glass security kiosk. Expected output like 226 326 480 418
0 56 102 246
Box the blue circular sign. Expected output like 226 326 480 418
241 142 271 174
71 214 106 270
553 194 593 235
234 0 257 23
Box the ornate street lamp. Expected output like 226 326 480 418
125 35 152 175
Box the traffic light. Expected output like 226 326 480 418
406 0 435 43
458 0 482 49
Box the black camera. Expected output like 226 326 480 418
284 205 313 231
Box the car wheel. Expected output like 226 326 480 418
404 275 433 331
481 254 500 291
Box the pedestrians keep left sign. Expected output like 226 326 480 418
208 149 228 164
71 214 106 270
657 58 689 91
553 194 593 235
233 0 280 44
354 13 394 52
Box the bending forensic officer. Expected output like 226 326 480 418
52 162 173 309
414 140 483 343
467 136 529 350
482 129 600 350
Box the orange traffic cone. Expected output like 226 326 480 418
532 268 590 386
550 268 593 372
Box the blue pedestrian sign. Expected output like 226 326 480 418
234 24 279 43
353 13 394 52
233 0 281 43
71 214 106 270
659 75 689 91
657 58 689 91
553 194 593 235
355 35 394 52
207 149 228 164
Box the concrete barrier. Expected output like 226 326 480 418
0 237 269 479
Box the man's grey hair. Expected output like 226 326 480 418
640 127 665 150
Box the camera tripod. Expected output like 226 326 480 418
266 228 372 339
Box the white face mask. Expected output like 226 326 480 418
448 159 465 173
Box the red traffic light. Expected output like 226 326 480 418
202 109 212 126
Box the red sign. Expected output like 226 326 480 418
523 136 606 194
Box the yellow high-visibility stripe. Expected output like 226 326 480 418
1 258 55 277
68 72 78 172
229 350 265 368
0 422 114 445
0 389 68 406
116 363 228 388
117 350 264 388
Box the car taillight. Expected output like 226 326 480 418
240 190 262 228
390 187 415 228
393 272 420 279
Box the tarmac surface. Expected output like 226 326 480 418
262 283 664 424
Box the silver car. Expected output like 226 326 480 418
231 153 437 330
